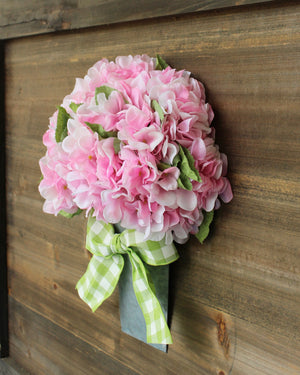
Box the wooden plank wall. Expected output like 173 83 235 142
0 40 9 359
1 1 300 374
0 0 275 39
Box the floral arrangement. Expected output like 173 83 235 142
39 54 232 345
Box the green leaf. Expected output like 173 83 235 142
151 99 164 123
59 208 83 219
195 211 214 244
155 54 169 70
95 85 129 105
69 102 82 113
85 122 118 138
177 174 193 190
179 145 201 183
172 153 180 167
113 138 121 154
55 106 71 143
173 144 202 190
157 162 171 171
95 85 116 104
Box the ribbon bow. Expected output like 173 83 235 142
76 216 179 344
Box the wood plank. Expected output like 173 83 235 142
9 275 238 374
4 2 300 374
8 268 299 375
0 358 31 375
0 41 9 358
7 298 138 375
0 0 277 40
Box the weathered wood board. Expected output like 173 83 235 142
2 1 300 374
0 0 276 40
0 41 9 359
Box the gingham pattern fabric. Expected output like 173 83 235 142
76 216 179 344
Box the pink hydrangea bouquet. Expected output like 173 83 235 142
39 54 232 345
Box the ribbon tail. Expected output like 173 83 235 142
76 254 124 312
128 251 173 344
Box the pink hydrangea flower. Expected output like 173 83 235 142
39 55 233 244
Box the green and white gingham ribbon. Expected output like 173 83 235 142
76 216 179 344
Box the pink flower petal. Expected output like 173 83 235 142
176 190 197 211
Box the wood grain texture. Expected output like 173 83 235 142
7 298 137 375
0 40 9 358
0 0 278 40
0 360 24 375
0 357 31 375
4 1 300 374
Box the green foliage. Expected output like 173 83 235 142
85 122 118 138
95 85 116 104
157 162 171 171
195 211 214 244
59 208 83 218
155 54 169 70
173 145 202 190
113 138 121 154
69 102 82 113
55 106 71 143
151 100 164 123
